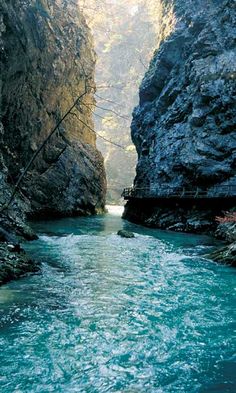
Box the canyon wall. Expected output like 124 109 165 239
83 0 161 204
124 0 236 233
0 0 106 238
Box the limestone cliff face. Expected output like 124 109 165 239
124 0 236 233
0 0 106 228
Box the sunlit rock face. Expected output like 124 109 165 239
0 0 106 221
124 0 236 233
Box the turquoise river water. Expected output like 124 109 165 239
0 206 235 393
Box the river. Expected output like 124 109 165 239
0 206 235 392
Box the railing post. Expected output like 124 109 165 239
122 183 236 200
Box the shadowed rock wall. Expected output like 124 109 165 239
0 0 106 228
124 0 236 233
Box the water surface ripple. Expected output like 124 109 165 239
0 207 235 392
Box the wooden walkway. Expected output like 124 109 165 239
122 185 236 200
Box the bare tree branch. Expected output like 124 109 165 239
70 111 127 150
81 101 130 121
0 84 88 212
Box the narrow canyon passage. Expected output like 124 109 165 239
0 208 235 392
0 1 235 392
82 0 160 203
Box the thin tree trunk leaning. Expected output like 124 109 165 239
0 87 88 212
0 79 131 213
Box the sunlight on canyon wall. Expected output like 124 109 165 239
79 0 168 203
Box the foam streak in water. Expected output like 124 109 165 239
0 210 235 392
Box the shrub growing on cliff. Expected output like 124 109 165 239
216 212 236 224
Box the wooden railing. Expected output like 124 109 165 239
122 185 236 200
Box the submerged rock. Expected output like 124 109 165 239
0 243 39 286
215 222 236 243
117 230 135 238
207 242 236 267
208 221 236 266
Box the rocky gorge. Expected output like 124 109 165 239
1 0 236 286
124 0 236 264
0 0 106 284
